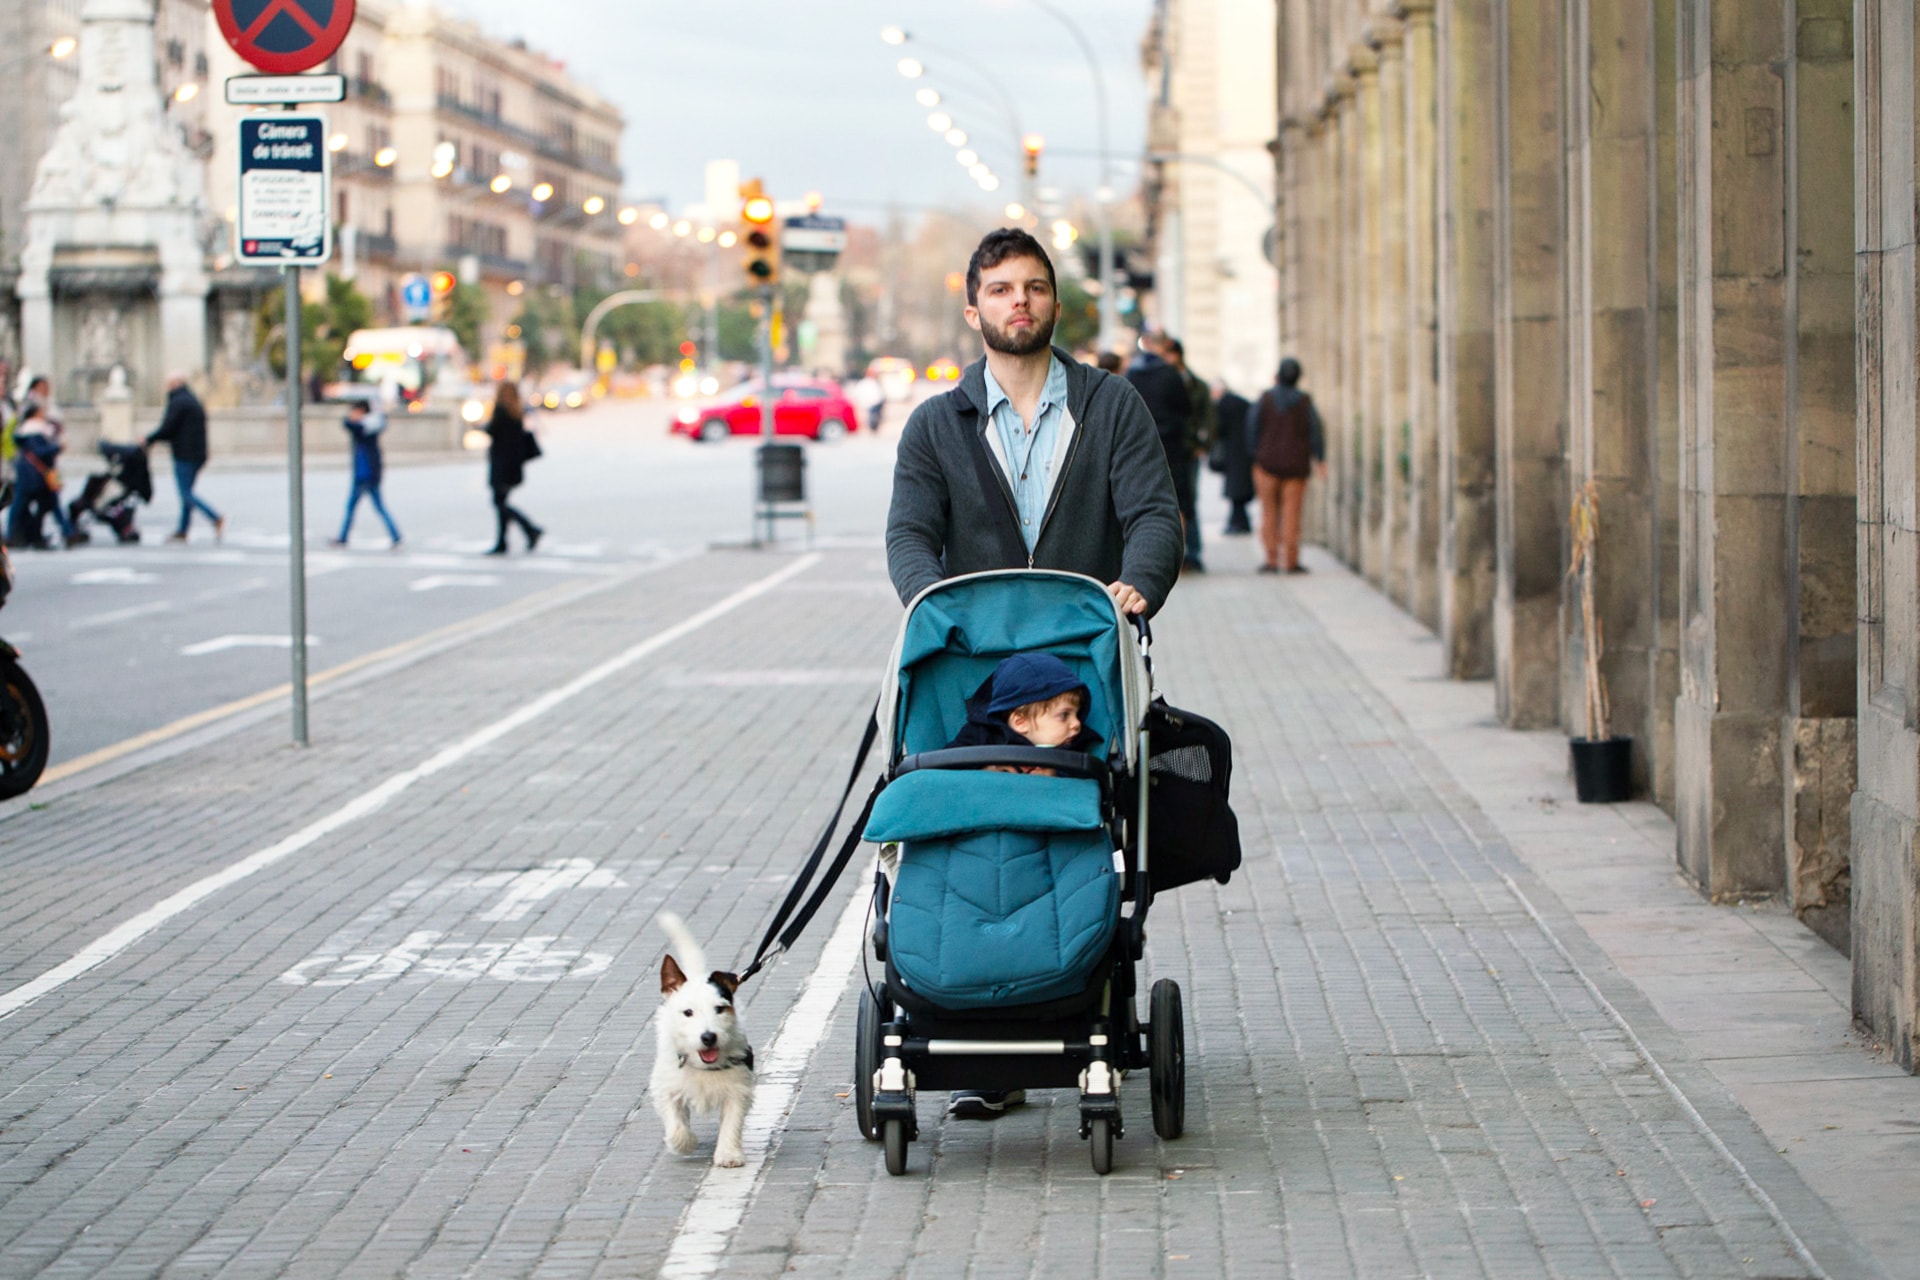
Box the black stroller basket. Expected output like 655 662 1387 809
68 442 152 544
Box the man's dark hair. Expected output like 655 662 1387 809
1278 357 1302 387
966 227 1056 306
1166 337 1185 358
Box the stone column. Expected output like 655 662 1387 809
1781 0 1857 949
1355 40 1389 586
1560 0 1665 779
1852 0 1920 1066
1375 20 1413 606
1400 0 1444 630
1335 75 1366 565
1489 0 1565 729
1436 0 1500 678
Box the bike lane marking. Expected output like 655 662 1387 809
0 552 823 1022
659 867 871 1280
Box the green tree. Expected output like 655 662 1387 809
574 288 687 367
1054 275 1099 352
256 273 374 381
444 282 488 359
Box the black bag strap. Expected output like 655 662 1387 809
737 700 882 984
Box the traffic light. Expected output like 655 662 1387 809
740 180 778 287
1022 133 1045 179
430 270 456 297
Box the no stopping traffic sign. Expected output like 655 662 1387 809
214 0 356 75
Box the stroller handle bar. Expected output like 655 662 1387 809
892 745 1110 786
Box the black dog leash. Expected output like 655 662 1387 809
736 700 882 986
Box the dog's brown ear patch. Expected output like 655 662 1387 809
661 954 689 994
710 971 741 1001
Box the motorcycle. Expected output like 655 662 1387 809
0 508 51 800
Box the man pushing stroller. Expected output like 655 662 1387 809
886 227 1183 1119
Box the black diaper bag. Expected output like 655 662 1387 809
1141 698 1243 890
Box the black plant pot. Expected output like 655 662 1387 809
1570 736 1633 803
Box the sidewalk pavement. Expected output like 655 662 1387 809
0 533 1909 1278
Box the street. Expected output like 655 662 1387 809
0 421 1908 1278
3 399 901 769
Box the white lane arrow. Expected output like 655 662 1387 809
473 858 625 922
179 634 321 656
411 574 504 593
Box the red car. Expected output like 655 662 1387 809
672 378 857 442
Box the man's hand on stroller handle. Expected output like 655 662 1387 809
1107 580 1147 616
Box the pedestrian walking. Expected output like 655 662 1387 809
853 373 885 433
329 398 401 549
5 402 84 548
145 374 223 544
1124 332 1203 573
1251 357 1326 574
887 228 1182 1123
1214 383 1255 534
1165 337 1215 569
484 380 543 555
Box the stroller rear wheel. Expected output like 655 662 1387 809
1150 979 1186 1140
882 1119 909 1175
854 983 888 1141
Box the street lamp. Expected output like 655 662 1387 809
1023 0 1118 350
0 35 78 76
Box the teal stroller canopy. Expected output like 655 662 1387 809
877 570 1152 772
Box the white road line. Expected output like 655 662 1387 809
0 552 822 1023
659 877 871 1280
68 600 175 631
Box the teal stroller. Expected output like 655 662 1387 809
855 568 1187 1175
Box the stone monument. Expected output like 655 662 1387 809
16 0 209 406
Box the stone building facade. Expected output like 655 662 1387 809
1141 0 1282 396
202 0 626 354
1254 0 1920 1067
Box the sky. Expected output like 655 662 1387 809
441 0 1155 224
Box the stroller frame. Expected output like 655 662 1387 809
856 569 1186 1176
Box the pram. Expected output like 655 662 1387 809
854 568 1186 1176
67 442 152 544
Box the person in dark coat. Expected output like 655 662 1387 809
1165 337 1214 570
1125 332 1202 573
330 399 402 548
484 380 543 555
146 374 223 543
1215 384 1255 534
1251 357 1326 574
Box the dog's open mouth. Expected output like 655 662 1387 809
698 1048 721 1065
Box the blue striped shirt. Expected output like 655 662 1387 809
982 356 1071 551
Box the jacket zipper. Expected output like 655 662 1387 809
1030 378 1096 558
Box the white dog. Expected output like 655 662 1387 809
650 913 754 1167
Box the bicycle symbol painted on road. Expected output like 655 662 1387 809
279 931 610 987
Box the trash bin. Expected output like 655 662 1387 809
757 442 806 502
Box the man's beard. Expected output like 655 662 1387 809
979 310 1056 356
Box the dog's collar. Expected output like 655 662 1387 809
678 1049 755 1072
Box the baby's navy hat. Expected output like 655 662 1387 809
984 653 1088 719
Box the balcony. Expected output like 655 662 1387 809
351 76 392 107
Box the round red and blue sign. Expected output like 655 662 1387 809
213 0 356 76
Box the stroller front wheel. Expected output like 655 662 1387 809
1088 1117 1114 1175
882 1118 909 1175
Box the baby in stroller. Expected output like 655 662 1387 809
855 569 1186 1175
944 652 1101 777
67 442 152 544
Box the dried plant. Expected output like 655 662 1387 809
1567 480 1609 741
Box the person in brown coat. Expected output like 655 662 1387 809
1250 357 1325 574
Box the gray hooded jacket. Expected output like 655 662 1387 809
886 347 1184 617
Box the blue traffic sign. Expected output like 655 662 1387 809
400 273 432 319
236 114 331 264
